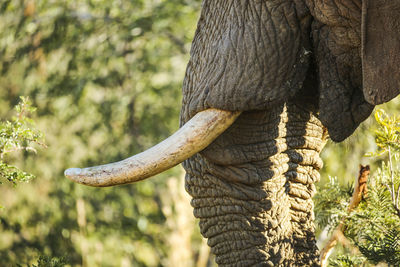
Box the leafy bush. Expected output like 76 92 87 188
24 255 67 267
315 109 400 266
0 97 45 185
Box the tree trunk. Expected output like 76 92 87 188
183 101 326 266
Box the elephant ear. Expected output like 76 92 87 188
362 0 400 105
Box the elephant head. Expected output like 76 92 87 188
65 0 400 265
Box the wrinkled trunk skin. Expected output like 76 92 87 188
183 100 326 266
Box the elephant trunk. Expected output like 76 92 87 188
183 102 326 266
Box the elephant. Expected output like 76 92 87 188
65 0 400 266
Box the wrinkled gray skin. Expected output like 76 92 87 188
179 0 399 266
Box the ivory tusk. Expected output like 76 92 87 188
64 109 240 187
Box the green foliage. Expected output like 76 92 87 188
25 255 67 267
372 109 400 155
344 109 400 266
0 97 44 185
356 228 400 265
316 109 400 266
0 0 204 266
314 176 352 231
328 254 365 267
344 176 400 265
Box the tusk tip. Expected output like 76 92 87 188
64 168 82 178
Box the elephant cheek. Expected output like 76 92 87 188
183 102 326 266
179 0 313 123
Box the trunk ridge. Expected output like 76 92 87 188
183 102 326 266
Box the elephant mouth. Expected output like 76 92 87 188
64 109 240 187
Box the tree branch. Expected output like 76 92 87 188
320 165 370 267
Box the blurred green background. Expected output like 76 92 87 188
0 0 398 266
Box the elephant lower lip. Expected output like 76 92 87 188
64 109 240 187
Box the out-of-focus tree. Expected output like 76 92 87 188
0 0 204 266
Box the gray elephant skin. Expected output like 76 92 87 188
66 0 400 266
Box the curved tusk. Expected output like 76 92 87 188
65 109 240 187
